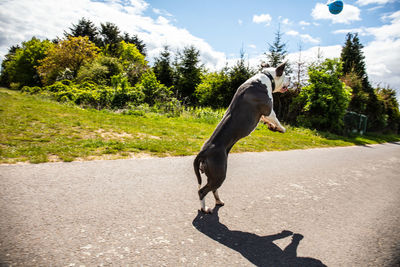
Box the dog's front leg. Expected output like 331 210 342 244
262 111 286 133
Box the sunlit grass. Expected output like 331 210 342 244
1 88 399 164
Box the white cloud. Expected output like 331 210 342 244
286 30 320 44
253 13 272 26
332 28 367 35
281 18 291 25
287 45 342 64
238 19 243 25
312 3 361 24
0 0 227 70
356 0 395 6
248 44 257 49
299 21 311 26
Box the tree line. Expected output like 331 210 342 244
0 18 399 134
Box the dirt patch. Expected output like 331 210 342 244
136 133 161 140
95 129 134 141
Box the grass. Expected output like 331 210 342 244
1 87 399 164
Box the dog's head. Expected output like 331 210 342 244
261 62 290 93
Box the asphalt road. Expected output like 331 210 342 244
1 143 399 266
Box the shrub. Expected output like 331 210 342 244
294 59 352 132
77 56 123 85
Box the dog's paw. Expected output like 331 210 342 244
215 200 225 206
200 206 213 214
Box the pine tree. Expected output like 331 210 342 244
341 33 369 90
229 47 254 98
292 43 308 92
174 46 202 105
340 32 385 130
265 25 288 67
122 32 146 56
153 45 174 87
265 25 291 121
100 22 122 56
64 18 101 46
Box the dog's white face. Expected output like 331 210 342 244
262 62 290 94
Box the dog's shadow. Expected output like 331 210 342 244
192 206 326 267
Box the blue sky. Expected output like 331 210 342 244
0 0 399 96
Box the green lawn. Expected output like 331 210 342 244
1 88 399 164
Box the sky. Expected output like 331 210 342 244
0 0 399 97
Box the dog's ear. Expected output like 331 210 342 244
276 61 287 77
261 62 270 68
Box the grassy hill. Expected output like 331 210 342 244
1 88 399 164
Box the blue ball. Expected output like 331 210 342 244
328 0 344 15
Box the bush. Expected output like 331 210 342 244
77 56 123 85
22 79 145 109
195 71 231 109
294 59 352 133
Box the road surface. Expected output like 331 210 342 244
1 143 399 266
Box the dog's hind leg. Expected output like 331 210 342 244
213 190 224 206
198 184 213 213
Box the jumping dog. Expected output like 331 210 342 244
193 62 289 213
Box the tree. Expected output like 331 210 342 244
265 26 292 121
340 32 385 130
341 33 368 88
64 17 101 46
195 68 231 108
174 46 203 104
292 43 308 92
0 45 20 87
116 41 148 85
229 48 254 100
100 22 121 56
153 45 174 87
0 38 52 88
122 32 146 56
375 86 400 133
265 25 288 68
77 55 123 85
295 58 352 132
37 36 99 85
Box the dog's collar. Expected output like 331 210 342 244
262 71 275 91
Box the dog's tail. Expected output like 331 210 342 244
193 153 204 188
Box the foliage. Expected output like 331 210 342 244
99 22 121 56
37 36 99 85
153 45 174 87
174 45 203 104
294 58 352 132
375 86 400 133
229 49 255 98
22 78 144 109
77 56 123 85
64 17 101 46
341 71 368 113
340 32 386 131
265 26 288 68
341 33 368 87
195 69 231 108
195 53 254 109
0 38 52 88
117 41 148 85
135 70 171 104
122 32 147 56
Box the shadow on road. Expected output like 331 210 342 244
192 206 326 267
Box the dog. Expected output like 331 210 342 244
193 62 289 213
